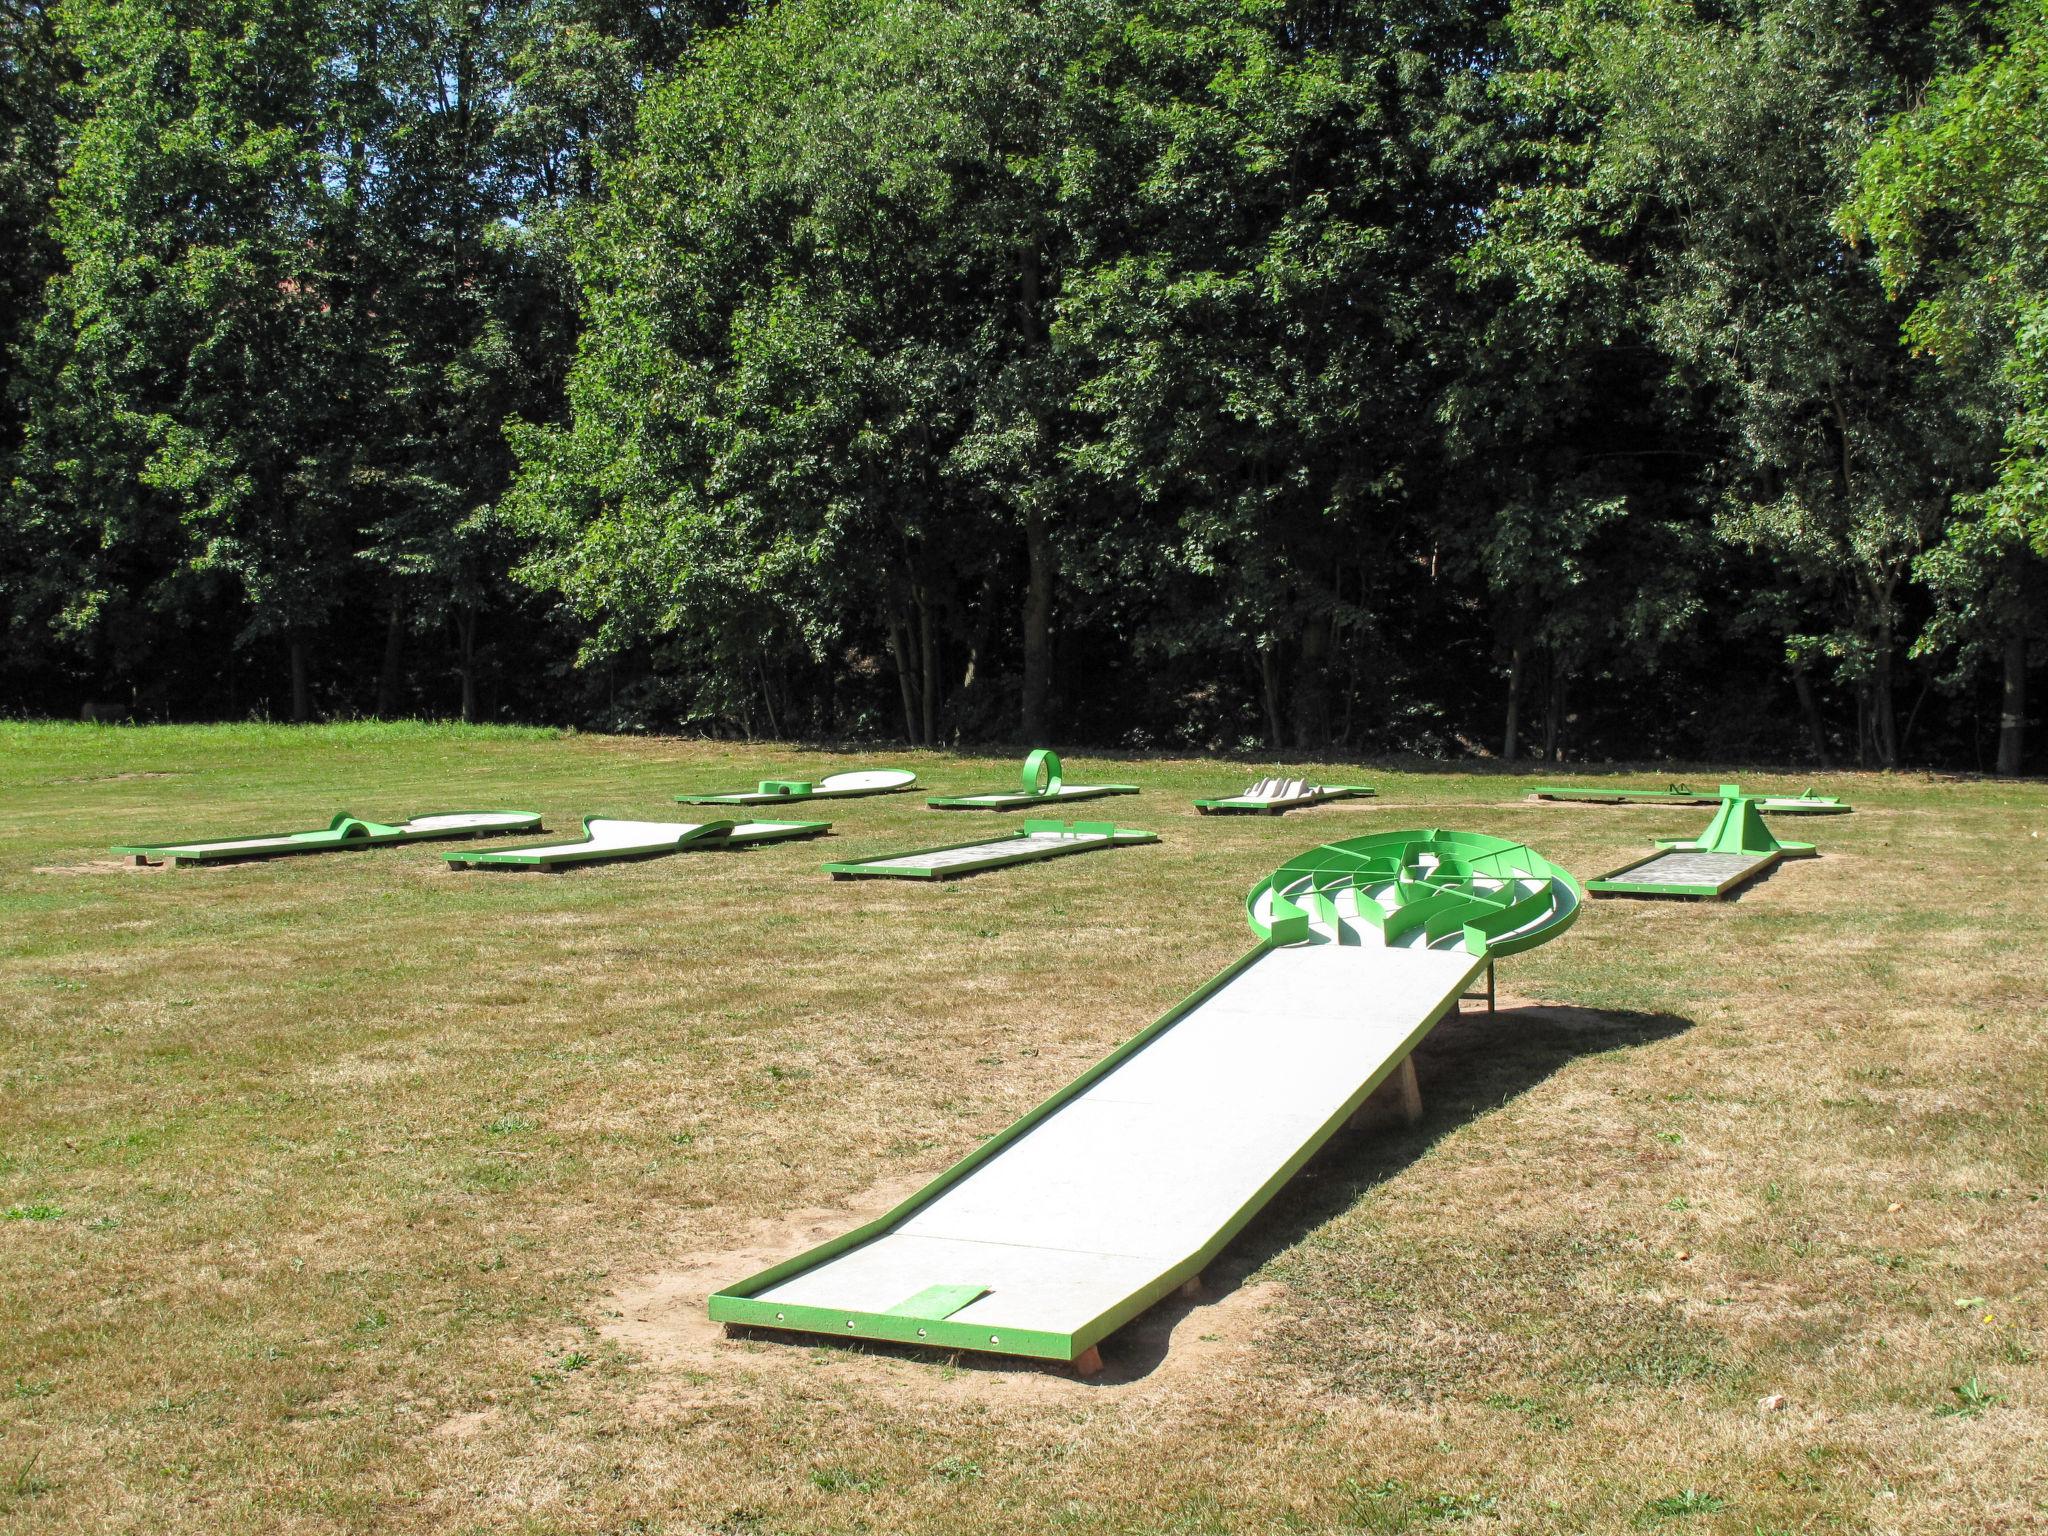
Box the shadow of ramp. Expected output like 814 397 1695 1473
1099 1001 1694 1381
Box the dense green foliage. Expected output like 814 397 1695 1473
0 0 2039 768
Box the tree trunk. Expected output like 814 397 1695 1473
375 589 405 718
289 639 311 724
1291 611 1331 750
1258 646 1283 749
1502 635 1524 764
455 608 478 724
916 592 938 747
1543 655 1566 764
1021 511 1055 740
1873 620 1898 768
1998 627 2029 777
1792 662 1829 768
883 597 921 745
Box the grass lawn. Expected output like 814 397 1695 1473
2 721 2043 1534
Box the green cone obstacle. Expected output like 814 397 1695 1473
113 810 542 867
445 817 829 872
926 749 1138 811
822 819 1156 880
711 829 1580 1369
675 768 917 805
1586 784 1818 899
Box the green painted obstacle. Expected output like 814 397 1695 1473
1193 776 1374 815
1586 784 1818 899
711 828 1581 1369
445 817 829 872
822 819 1156 880
926 749 1138 811
675 768 917 805
113 810 542 867
1531 782 1851 815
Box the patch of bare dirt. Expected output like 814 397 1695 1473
602 1174 1287 1417
33 857 167 875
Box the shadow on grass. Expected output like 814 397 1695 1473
726 998 1692 1386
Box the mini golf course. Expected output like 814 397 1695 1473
1193 777 1375 815
112 809 542 866
1586 785 1817 899
926 749 1138 811
820 819 1157 880
711 828 1582 1370
444 817 829 872
674 768 917 805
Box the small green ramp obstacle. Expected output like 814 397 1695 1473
926 749 1137 811
711 828 1581 1371
675 768 917 806
823 820 1156 880
1194 776 1374 815
114 810 542 867
1586 784 1817 899
445 817 828 872
1531 782 1850 816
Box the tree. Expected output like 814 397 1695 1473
1845 1 2048 774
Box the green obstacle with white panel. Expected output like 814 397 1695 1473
675 768 918 806
1586 784 1818 899
710 828 1581 1373
926 749 1138 811
444 816 830 872
1193 776 1375 815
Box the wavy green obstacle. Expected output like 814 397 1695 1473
113 810 542 867
711 828 1580 1371
1193 776 1375 815
821 819 1157 880
926 749 1138 811
1586 784 1818 899
675 768 917 806
444 816 829 872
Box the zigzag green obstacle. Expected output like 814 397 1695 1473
926 749 1138 811
821 819 1157 880
114 810 542 867
1586 784 1817 899
711 828 1581 1369
675 768 917 805
1193 776 1375 815
444 817 828 872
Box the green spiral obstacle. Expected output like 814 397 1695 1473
710 828 1581 1372
1585 784 1818 899
675 768 917 805
925 749 1138 811
113 810 542 867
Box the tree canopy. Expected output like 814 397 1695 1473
1 0 2039 770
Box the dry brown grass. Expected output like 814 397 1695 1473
2 722 2043 1533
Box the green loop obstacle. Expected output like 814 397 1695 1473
1020 749 1063 796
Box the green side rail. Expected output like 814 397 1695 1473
711 828 1581 1367
113 810 543 867
926 749 1139 811
821 819 1157 880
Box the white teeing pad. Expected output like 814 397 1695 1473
822 820 1156 880
676 769 917 805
